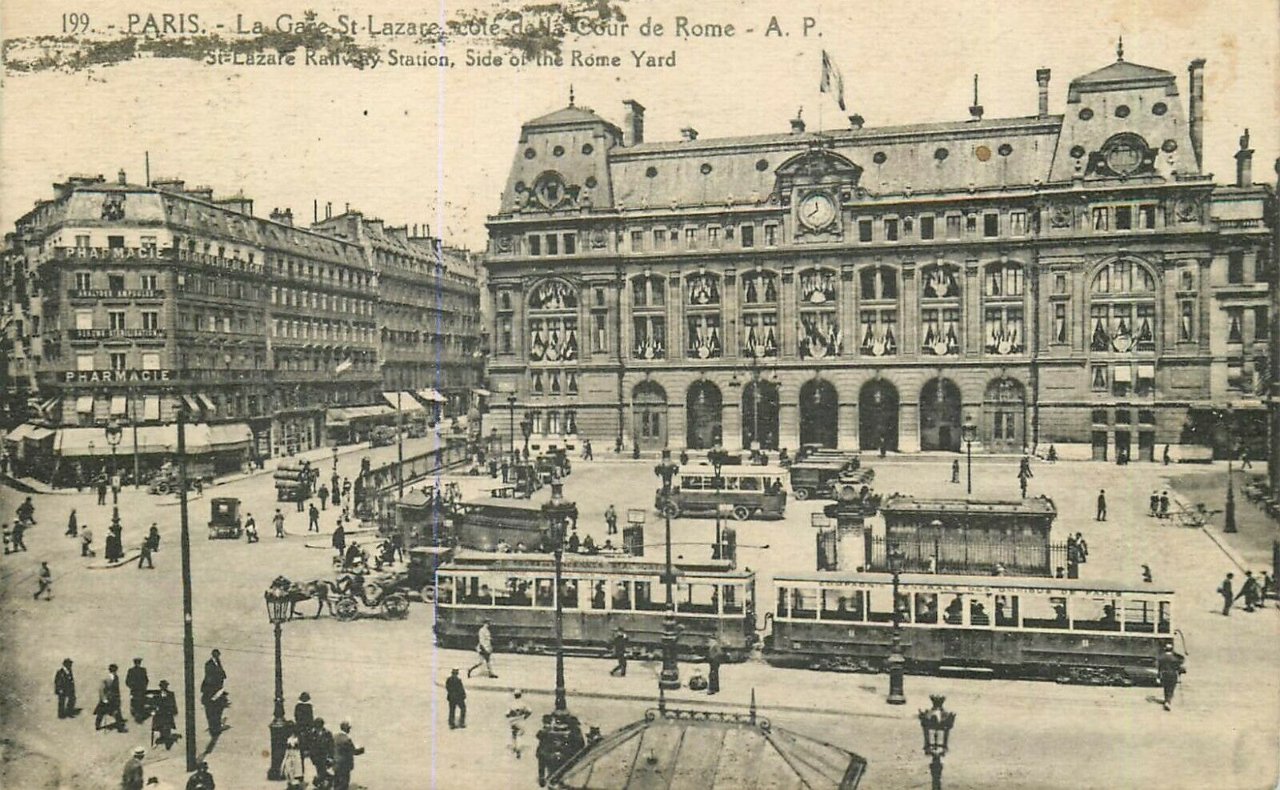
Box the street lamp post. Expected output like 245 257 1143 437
918 694 957 790
521 415 534 456
507 394 516 459
886 543 907 705
396 389 405 500
708 448 728 559
1225 408 1238 533
264 585 292 780
105 419 123 504
176 401 199 772
538 482 586 780
961 421 977 496
653 449 682 691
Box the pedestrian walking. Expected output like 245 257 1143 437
1163 444 1172 465
342 477 352 503
310 718 333 786
951 459 960 484
137 537 154 569
582 438 593 460
11 519 28 552
147 524 160 552
446 669 467 729
308 503 320 533
16 495 35 524
97 477 109 505
610 628 628 677
605 504 618 535
122 746 146 790
1158 491 1170 519
331 474 341 507
507 690 532 758
82 527 95 557
185 762 215 790
55 658 77 718
332 523 346 556
1219 572 1235 616
126 658 150 721
467 620 496 678
1149 490 1159 517
244 514 259 543
66 509 79 537
95 663 126 732
1096 489 1107 521
1235 571 1260 612
283 735 306 789
332 719 364 790
105 525 124 564
200 649 227 735
1261 571 1276 602
1240 447 1252 469
294 691 314 740
34 561 52 600
151 680 178 749
2 521 9 555
706 640 723 695
318 485 328 510
1075 533 1088 563
273 508 286 539
1157 644 1186 711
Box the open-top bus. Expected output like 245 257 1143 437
433 550 757 661
765 571 1175 685
656 465 788 521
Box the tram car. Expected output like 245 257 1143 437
765 571 1174 686
433 551 757 661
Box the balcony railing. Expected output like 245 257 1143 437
68 328 165 341
68 289 165 300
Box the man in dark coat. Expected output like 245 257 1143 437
706 641 723 695
310 718 333 786
1095 489 1107 522
332 523 346 557
610 629 628 677
318 484 329 510
333 719 364 790
1157 644 1186 710
331 474 341 506
446 669 467 729
294 692 314 757
152 679 178 749
16 495 35 523
54 658 77 718
95 663 126 732
97 477 109 505
1236 571 1261 612
1219 573 1235 616
66 509 78 537
308 503 321 533
185 761 216 790
122 747 145 790
125 658 150 721
200 649 227 734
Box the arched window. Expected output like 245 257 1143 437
858 265 898 357
799 267 841 359
1089 260 1157 353
528 279 579 363
920 262 961 356
741 270 779 358
984 261 1025 356
686 272 722 359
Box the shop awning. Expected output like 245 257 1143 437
472 388 492 397
416 388 447 404
57 424 212 456
110 395 128 416
208 422 253 450
182 395 202 413
1113 365 1132 382
383 391 425 412
6 423 37 442
37 396 59 417
27 426 55 441
143 396 161 421
75 395 95 414
197 394 217 413
1137 364 1156 380
325 408 352 425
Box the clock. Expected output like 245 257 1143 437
798 192 838 230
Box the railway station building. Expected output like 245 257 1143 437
484 52 1275 458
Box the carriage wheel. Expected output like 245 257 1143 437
155 481 171 495
334 596 359 621
793 487 810 501
383 594 410 619
420 584 436 604
732 505 751 521
660 501 680 519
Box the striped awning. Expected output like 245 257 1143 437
382 391 425 412
143 396 161 421
75 395 95 414
110 395 128 416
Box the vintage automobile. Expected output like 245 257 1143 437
207 497 243 540
655 465 788 521
788 457 875 501
370 425 399 447
147 462 212 496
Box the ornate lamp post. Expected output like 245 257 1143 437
263 585 292 780
105 419 123 504
886 543 907 705
708 447 729 559
653 449 682 691
507 393 517 458
538 482 586 779
960 420 977 496
1225 407 1238 533
917 694 957 790
521 415 534 455
175 401 199 772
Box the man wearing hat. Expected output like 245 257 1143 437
1157 643 1187 711
122 747 146 790
152 680 178 749
96 663 126 732
293 692 314 759
126 658 150 722
332 719 364 790
445 669 466 729
467 619 496 678
184 761 215 790
310 717 333 786
200 649 227 735
54 658 77 718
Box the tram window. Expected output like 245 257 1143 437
739 477 760 492
1075 597 1120 631
943 595 965 625
1123 599 1156 633
495 577 531 606
535 578 554 607
680 583 718 614
994 595 1019 627
790 587 819 619
561 580 580 609
436 576 455 605
777 587 789 617
823 589 863 621
682 476 703 490
591 580 608 610
1022 596 1069 629
969 595 992 627
868 589 896 623
913 593 938 624
635 581 667 611
1158 601 1171 634
613 581 632 610
461 576 489 605
722 585 743 615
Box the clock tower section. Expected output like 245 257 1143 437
774 140 864 244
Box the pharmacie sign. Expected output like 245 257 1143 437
63 369 173 384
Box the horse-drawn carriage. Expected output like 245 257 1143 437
270 573 411 622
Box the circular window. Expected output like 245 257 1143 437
1115 105 1131 119
1070 145 1087 159
1161 139 1178 153
872 151 888 165
524 147 537 159
998 143 1014 157
934 147 950 161
514 181 527 192
531 172 568 209
975 145 992 162
700 163 713 175
1079 108 1094 121
585 176 598 189
755 158 769 172
1152 102 1168 116
1102 137 1146 176
645 166 658 178
552 145 565 157
581 143 594 155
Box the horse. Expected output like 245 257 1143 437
270 575 345 619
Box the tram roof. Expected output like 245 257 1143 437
680 464 790 477
443 549 754 578
881 494 1057 516
775 570 1172 595
458 494 571 512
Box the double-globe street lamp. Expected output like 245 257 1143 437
917 694 957 790
264 585 292 780
653 450 682 691
538 482 586 780
960 420 977 496
105 419 123 504
707 447 730 559
507 393 517 459
886 543 907 705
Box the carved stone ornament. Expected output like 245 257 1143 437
101 194 126 221
1174 198 1200 223
1049 204 1073 229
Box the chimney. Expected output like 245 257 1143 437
848 114 864 130
117 169 127 185
969 74 984 121
1188 58 1206 170
1235 128 1254 187
680 126 698 142
1036 68 1051 117
622 99 645 146
790 111 806 134
270 207 294 226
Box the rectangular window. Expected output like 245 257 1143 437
1092 207 1109 231
1091 408 1108 424
858 219 873 242
563 234 576 255
945 215 962 239
109 352 127 371
1091 365 1108 392
1227 251 1245 284
139 274 157 290
500 317 513 353
528 235 542 256
884 218 899 241
707 227 721 248
1053 303 1068 344
653 229 666 250
983 213 999 237
965 214 978 234
1115 206 1133 230
685 227 697 249
920 215 935 240
764 224 777 246
1115 409 1131 425
1112 365 1132 397
594 287 605 307
74 272 92 290
546 234 559 255
1255 307 1269 340
75 234 90 248
1054 273 1067 294
77 353 95 372
1009 211 1028 236
1139 204 1157 229
740 224 754 248
108 274 126 291
634 316 666 359
108 311 126 331
141 352 161 371
107 235 125 249
1178 300 1194 341
1227 307 1244 343
593 313 607 353
141 311 159 330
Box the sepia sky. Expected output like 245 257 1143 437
2 0 1277 249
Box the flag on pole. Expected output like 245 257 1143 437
820 50 846 111
335 357 352 374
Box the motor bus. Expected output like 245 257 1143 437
655 465 788 521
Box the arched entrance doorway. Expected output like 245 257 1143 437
741 380 779 450
633 381 668 451
799 379 838 448
686 381 723 449
920 378 963 451
859 380 899 452
982 378 1025 453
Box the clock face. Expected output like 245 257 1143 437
798 193 837 230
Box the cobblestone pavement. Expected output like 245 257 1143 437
1 452 1276 789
